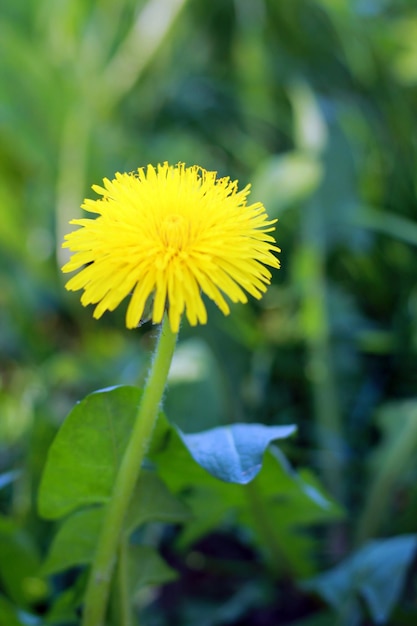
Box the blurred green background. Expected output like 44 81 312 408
2 0 417 624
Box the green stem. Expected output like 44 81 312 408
82 315 178 626
115 535 133 626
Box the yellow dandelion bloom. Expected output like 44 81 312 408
62 162 280 333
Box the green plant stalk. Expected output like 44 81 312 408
355 409 417 546
114 535 132 626
82 315 178 626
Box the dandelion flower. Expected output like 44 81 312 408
62 162 280 333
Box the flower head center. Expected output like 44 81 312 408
160 213 188 249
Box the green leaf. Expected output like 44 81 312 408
128 545 178 591
38 386 144 519
43 513 177 587
239 449 344 577
41 508 102 575
125 470 191 534
176 486 243 549
154 421 340 576
150 420 226 493
179 423 296 484
175 447 342 576
45 572 87 625
42 470 189 575
303 535 417 623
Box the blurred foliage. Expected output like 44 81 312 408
2 0 417 624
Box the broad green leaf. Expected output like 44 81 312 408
125 470 191 534
239 449 343 577
179 423 296 484
128 545 178 591
176 487 242 549
42 471 188 575
38 386 144 519
43 507 177 586
151 423 248 547
152 420 343 575
175 447 342 577
41 508 102 575
250 448 343 528
303 535 417 623
150 422 225 493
